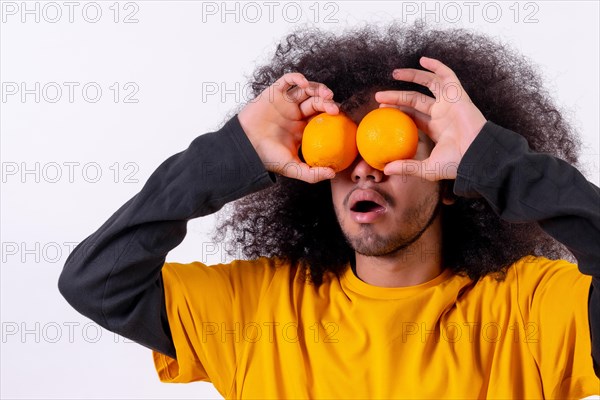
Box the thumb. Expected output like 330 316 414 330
275 159 336 183
383 159 427 179
384 159 458 181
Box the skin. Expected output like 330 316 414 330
330 99 448 287
238 56 487 287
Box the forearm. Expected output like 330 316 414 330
454 122 600 272
58 115 275 358
454 121 600 375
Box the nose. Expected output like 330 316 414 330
350 157 384 183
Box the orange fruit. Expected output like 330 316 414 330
301 112 358 172
356 108 419 170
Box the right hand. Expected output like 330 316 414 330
238 72 339 183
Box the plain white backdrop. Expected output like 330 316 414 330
1 1 599 399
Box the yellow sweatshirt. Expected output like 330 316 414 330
153 255 599 399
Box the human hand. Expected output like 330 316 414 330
238 73 340 183
375 56 487 180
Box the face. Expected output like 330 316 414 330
330 101 442 257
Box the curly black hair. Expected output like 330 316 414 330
214 21 580 287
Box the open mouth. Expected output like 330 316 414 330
348 189 388 223
351 200 385 213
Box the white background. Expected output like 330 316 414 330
1 1 599 399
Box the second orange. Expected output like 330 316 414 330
356 108 419 171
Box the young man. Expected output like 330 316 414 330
59 24 600 398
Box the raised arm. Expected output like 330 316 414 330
58 74 339 359
453 120 600 376
377 56 600 376
58 116 275 358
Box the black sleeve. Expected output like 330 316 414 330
58 115 275 359
453 121 600 377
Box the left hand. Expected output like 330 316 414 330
375 56 487 180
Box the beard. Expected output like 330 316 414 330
338 189 441 257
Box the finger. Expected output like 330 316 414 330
305 166 337 183
418 56 456 79
276 160 336 183
299 96 339 117
275 73 309 93
287 81 334 104
383 159 431 180
392 57 460 98
304 82 334 99
305 101 342 123
391 68 441 98
383 159 456 181
375 90 436 116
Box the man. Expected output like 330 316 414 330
59 23 600 398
